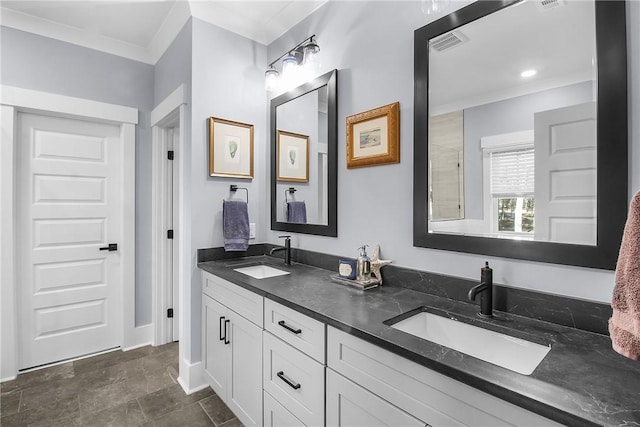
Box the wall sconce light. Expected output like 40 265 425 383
264 35 321 92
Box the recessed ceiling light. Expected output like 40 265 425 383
521 69 537 78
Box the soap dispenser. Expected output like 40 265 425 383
356 245 371 282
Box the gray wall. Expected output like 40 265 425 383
463 81 594 219
155 20 192 106
0 26 155 326
188 18 268 360
266 0 640 303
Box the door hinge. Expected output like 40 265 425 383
168 150 175 160
167 230 174 239
167 308 174 318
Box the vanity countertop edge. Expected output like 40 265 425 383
198 256 640 427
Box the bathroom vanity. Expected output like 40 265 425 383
199 252 640 427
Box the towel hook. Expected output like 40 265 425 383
230 185 249 204
285 187 296 203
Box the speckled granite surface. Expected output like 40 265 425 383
198 254 640 426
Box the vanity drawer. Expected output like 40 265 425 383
264 298 325 363
202 271 263 327
327 326 560 427
263 331 324 427
263 390 306 427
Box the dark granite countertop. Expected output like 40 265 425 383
198 256 640 426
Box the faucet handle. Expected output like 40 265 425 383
278 235 291 240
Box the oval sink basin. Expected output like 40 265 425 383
234 264 290 279
386 308 550 375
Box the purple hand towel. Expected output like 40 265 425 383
609 192 640 360
287 201 307 224
223 200 249 251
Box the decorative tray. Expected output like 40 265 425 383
330 274 380 290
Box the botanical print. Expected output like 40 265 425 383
224 135 240 163
288 146 299 169
359 128 381 149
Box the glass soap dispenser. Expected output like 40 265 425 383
357 245 371 282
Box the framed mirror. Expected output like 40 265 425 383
414 1 627 270
271 69 338 236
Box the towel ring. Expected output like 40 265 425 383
285 187 296 203
230 185 248 203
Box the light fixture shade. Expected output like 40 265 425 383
303 39 321 73
265 67 280 91
281 52 299 79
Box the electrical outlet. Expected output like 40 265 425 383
249 223 256 239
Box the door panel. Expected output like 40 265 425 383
534 102 597 245
18 113 122 369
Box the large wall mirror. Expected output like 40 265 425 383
414 1 627 269
271 69 338 236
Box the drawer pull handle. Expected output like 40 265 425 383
219 316 226 341
278 320 302 335
224 319 230 345
277 371 301 390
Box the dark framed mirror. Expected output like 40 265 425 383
271 69 338 236
414 1 627 269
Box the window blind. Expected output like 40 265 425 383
490 148 534 195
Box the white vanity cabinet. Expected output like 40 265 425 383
327 326 560 427
263 299 326 427
202 272 263 427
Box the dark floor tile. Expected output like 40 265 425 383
138 383 213 420
73 346 156 375
143 402 215 427
0 390 21 416
199 395 235 426
219 418 244 427
0 363 74 394
78 372 149 415
1 395 79 427
78 398 146 426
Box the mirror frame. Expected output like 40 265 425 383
271 69 338 237
414 1 627 270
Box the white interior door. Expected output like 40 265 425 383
534 102 597 245
17 112 122 369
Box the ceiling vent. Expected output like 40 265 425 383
430 30 468 52
537 0 565 11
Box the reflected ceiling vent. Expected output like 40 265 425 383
537 0 565 11
430 30 468 52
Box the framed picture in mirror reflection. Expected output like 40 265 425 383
346 102 400 168
277 130 309 183
208 117 254 179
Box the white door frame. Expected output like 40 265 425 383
0 86 138 381
150 84 186 347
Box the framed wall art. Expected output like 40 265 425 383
208 117 254 178
277 130 309 182
346 102 400 168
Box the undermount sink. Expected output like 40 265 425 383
233 264 290 279
386 308 550 375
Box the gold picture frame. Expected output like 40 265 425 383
208 117 254 178
277 130 310 183
346 102 400 168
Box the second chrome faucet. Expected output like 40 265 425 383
468 261 493 317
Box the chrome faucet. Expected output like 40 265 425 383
270 235 291 265
468 262 493 317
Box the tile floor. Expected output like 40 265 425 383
0 342 242 427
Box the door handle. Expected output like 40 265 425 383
278 320 302 335
224 319 230 345
277 371 301 390
219 316 226 341
99 243 118 251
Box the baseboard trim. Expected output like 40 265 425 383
123 324 153 351
178 359 206 394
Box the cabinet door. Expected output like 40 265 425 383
227 310 263 427
327 369 425 427
203 294 228 396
